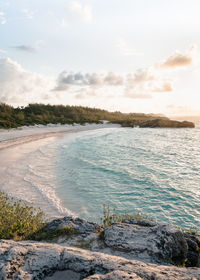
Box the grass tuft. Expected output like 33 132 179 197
100 204 152 228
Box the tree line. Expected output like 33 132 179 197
0 103 165 129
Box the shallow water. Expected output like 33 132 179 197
53 126 200 229
1 122 200 229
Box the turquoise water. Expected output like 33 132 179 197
54 126 200 229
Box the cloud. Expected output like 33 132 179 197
14 45 36 53
75 88 97 99
35 40 45 48
166 105 200 116
158 47 194 69
68 1 92 23
0 58 51 104
53 68 172 100
123 90 152 99
53 71 124 91
21 9 34 20
104 72 124 86
61 18 69 28
0 49 6 54
117 39 143 56
161 52 192 68
153 82 173 93
0 12 6 24
121 46 195 98
13 40 44 53
3 46 188 105
124 69 173 98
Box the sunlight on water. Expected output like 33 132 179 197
2 125 199 229
54 126 200 229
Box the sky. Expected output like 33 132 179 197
0 0 200 116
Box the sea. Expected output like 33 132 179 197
1 118 200 230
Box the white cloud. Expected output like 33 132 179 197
104 72 124 86
124 69 173 99
53 71 124 91
166 105 200 116
53 68 172 100
161 52 192 68
53 47 185 99
61 18 69 28
21 9 34 20
117 39 143 56
68 1 92 23
153 82 173 93
75 88 97 99
0 58 52 104
157 46 195 69
0 12 6 24
35 40 45 48
1 45 192 106
0 49 6 54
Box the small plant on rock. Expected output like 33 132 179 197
101 203 151 228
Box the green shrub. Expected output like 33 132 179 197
32 225 75 241
101 203 151 228
0 191 46 240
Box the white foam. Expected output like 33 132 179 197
0 123 119 218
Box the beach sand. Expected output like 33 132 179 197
0 123 119 218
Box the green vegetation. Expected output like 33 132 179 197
182 227 198 236
0 103 166 129
0 191 45 240
0 191 76 241
177 225 199 236
101 203 152 228
32 225 75 241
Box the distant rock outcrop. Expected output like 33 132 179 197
139 119 195 128
120 118 195 128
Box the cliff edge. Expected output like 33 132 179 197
0 217 200 279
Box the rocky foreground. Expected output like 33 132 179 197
1 217 200 279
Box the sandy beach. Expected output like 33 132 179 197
0 123 119 218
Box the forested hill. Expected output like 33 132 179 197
0 103 194 129
0 103 167 129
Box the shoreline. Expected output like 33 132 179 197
1 122 199 228
0 123 120 219
0 123 120 150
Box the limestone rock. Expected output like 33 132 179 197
0 240 200 280
43 217 199 267
85 270 143 279
45 216 101 237
104 220 188 265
